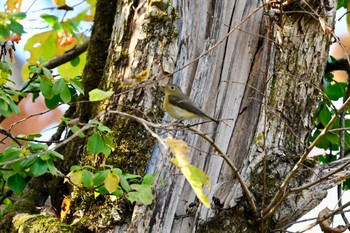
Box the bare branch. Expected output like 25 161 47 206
263 95 350 220
44 40 89 69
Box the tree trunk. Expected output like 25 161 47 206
1 0 338 232
107 0 336 232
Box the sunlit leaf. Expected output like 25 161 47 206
60 196 71 222
40 14 59 28
58 52 86 80
89 88 114 102
68 170 82 186
104 172 120 193
165 138 211 208
5 0 23 12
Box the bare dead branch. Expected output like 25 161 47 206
263 95 350 220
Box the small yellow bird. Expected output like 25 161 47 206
163 84 219 123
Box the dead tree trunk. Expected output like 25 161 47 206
1 0 338 232
106 0 337 232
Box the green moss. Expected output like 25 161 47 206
150 0 172 11
144 1 178 40
254 133 264 146
269 76 277 105
12 214 82 233
65 189 129 232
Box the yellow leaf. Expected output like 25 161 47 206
135 69 150 83
104 172 120 193
5 0 22 12
60 196 71 222
67 171 82 186
164 138 190 167
165 138 211 208
52 0 66 6
57 51 87 79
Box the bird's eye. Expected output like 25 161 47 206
170 86 175 90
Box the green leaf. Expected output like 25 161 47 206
29 158 48 176
0 147 21 163
8 19 25 35
325 133 339 145
40 14 59 27
21 156 38 168
0 24 9 41
323 80 347 101
103 135 114 151
142 174 154 185
47 160 58 175
70 56 80 67
319 105 331 127
70 78 84 94
50 150 64 160
87 133 111 155
8 98 20 114
88 89 113 102
0 61 12 74
42 67 52 79
60 85 71 103
28 65 41 74
44 94 61 109
0 98 9 113
82 170 93 188
112 186 124 197
12 12 27 20
119 174 131 192
70 125 85 138
317 153 337 164
97 124 112 133
93 170 109 186
8 174 26 195
337 0 347 9
53 78 66 94
40 77 54 99
343 178 350 190
70 166 81 171
127 183 153 205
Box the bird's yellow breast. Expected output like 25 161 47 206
164 95 198 120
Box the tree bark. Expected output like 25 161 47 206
107 0 336 232
0 0 338 232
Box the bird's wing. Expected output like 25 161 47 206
168 94 208 117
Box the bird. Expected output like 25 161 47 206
163 84 219 123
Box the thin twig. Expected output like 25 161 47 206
107 110 257 214
184 125 257 215
0 129 21 147
297 200 350 232
337 110 349 225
